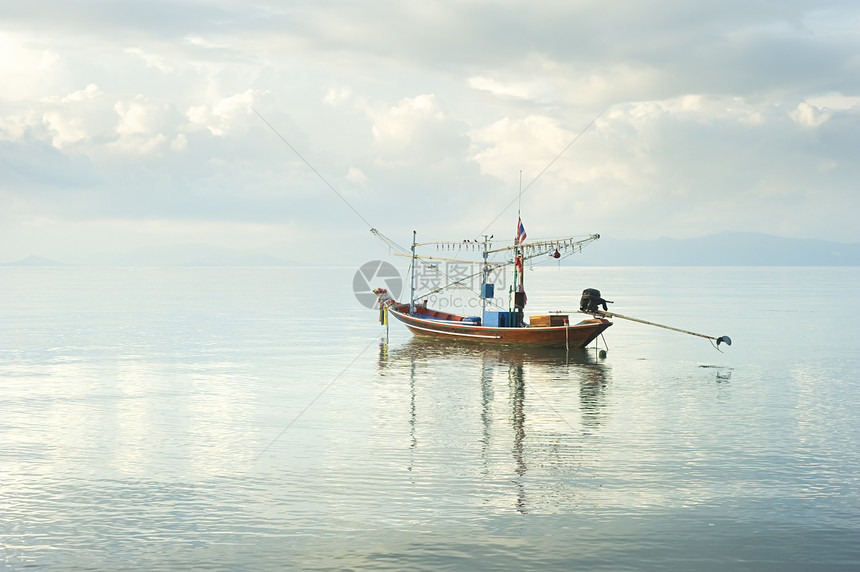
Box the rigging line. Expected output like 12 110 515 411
476 108 606 238
417 281 507 312
372 228 411 256
507 367 581 435
524 377 581 434
413 257 485 300
252 107 375 230
253 334 383 462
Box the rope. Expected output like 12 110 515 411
253 108 377 231
253 334 383 461
476 109 606 238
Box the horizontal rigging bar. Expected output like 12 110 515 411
393 252 502 266
486 235 599 254
412 234 599 253
414 240 490 247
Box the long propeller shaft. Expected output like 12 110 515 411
577 310 732 348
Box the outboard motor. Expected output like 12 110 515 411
580 288 610 313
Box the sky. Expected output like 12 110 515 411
1 0 859 264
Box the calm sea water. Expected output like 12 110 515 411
1 266 858 570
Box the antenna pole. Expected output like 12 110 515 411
512 171 521 312
410 230 416 313
481 235 490 315
514 171 525 325
518 170 523 296
518 170 523 215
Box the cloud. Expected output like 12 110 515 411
471 115 573 181
366 94 469 167
2 0 860 264
115 100 154 135
0 133 99 191
807 94 860 110
125 47 174 73
323 86 353 107
41 110 88 148
790 102 831 127
43 83 103 104
32 84 114 148
346 166 369 186
186 89 266 136
171 133 188 152
468 76 535 100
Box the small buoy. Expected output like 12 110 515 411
552 249 561 259
598 349 607 359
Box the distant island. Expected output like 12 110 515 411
2 232 859 267
572 232 860 266
0 255 64 267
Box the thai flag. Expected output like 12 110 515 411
517 217 527 244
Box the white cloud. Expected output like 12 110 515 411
186 89 266 136
790 102 831 127
366 94 468 166
618 95 770 126
125 48 174 73
806 94 860 111
471 115 571 181
41 110 88 148
324 86 353 106
171 133 188 152
0 112 33 141
115 100 152 135
468 76 534 99
25 84 117 149
39 83 103 104
183 35 230 50
107 96 185 155
346 166 369 185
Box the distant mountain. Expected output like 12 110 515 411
6 233 858 267
0 255 64 266
573 232 860 266
0 246 296 267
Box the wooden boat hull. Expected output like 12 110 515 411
386 304 611 348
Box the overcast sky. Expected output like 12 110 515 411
1 0 858 264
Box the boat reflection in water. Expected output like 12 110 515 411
377 337 611 513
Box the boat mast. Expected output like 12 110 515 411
511 172 520 313
514 171 525 325
481 234 490 314
410 230 416 313
518 170 523 293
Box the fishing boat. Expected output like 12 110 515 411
372 221 612 349
375 297 611 348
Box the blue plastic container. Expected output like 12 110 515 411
480 283 495 299
482 311 507 327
